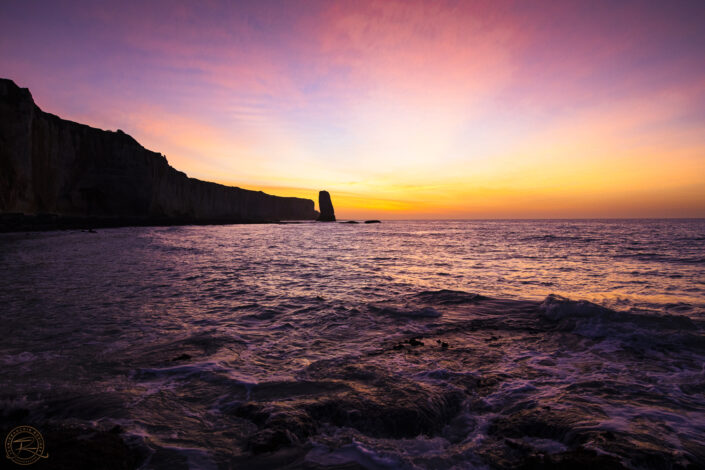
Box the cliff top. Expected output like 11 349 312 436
0 78 33 103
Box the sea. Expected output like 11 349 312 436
1 219 704 469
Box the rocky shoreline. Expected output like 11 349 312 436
0 212 290 233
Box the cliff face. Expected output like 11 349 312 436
0 79 318 223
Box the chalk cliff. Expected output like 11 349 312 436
0 78 318 227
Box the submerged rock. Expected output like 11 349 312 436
231 362 465 446
414 289 484 305
171 353 192 361
316 190 336 222
436 339 450 349
391 337 426 350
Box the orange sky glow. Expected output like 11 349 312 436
2 0 704 218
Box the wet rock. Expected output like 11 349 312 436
231 362 465 445
304 363 464 438
364 220 381 224
316 190 335 222
341 220 359 224
247 429 294 454
232 403 271 426
171 353 191 361
305 388 463 439
391 337 426 350
488 407 606 446
235 405 316 454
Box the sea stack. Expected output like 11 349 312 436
317 190 336 222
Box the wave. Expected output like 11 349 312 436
368 304 442 318
413 289 485 305
538 294 701 338
519 234 598 243
613 252 705 265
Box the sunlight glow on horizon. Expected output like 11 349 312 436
2 0 704 218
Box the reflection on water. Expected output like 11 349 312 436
0 220 703 469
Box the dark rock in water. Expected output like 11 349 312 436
247 429 295 454
390 337 426 351
429 339 450 349
229 362 465 447
171 353 192 361
303 364 464 439
341 220 359 224
236 402 317 453
316 190 335 222
0 78 318 231
364 220 381 223
414 289 485 305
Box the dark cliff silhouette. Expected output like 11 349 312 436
317 190 335 222
0 79 319 231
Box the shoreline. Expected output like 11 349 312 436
0 213 312 233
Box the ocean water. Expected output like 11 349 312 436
1 219 704 469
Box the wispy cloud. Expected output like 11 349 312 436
1 0 704 217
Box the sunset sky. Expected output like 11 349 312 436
2 0 704 218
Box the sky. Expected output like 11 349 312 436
1 0 704 219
